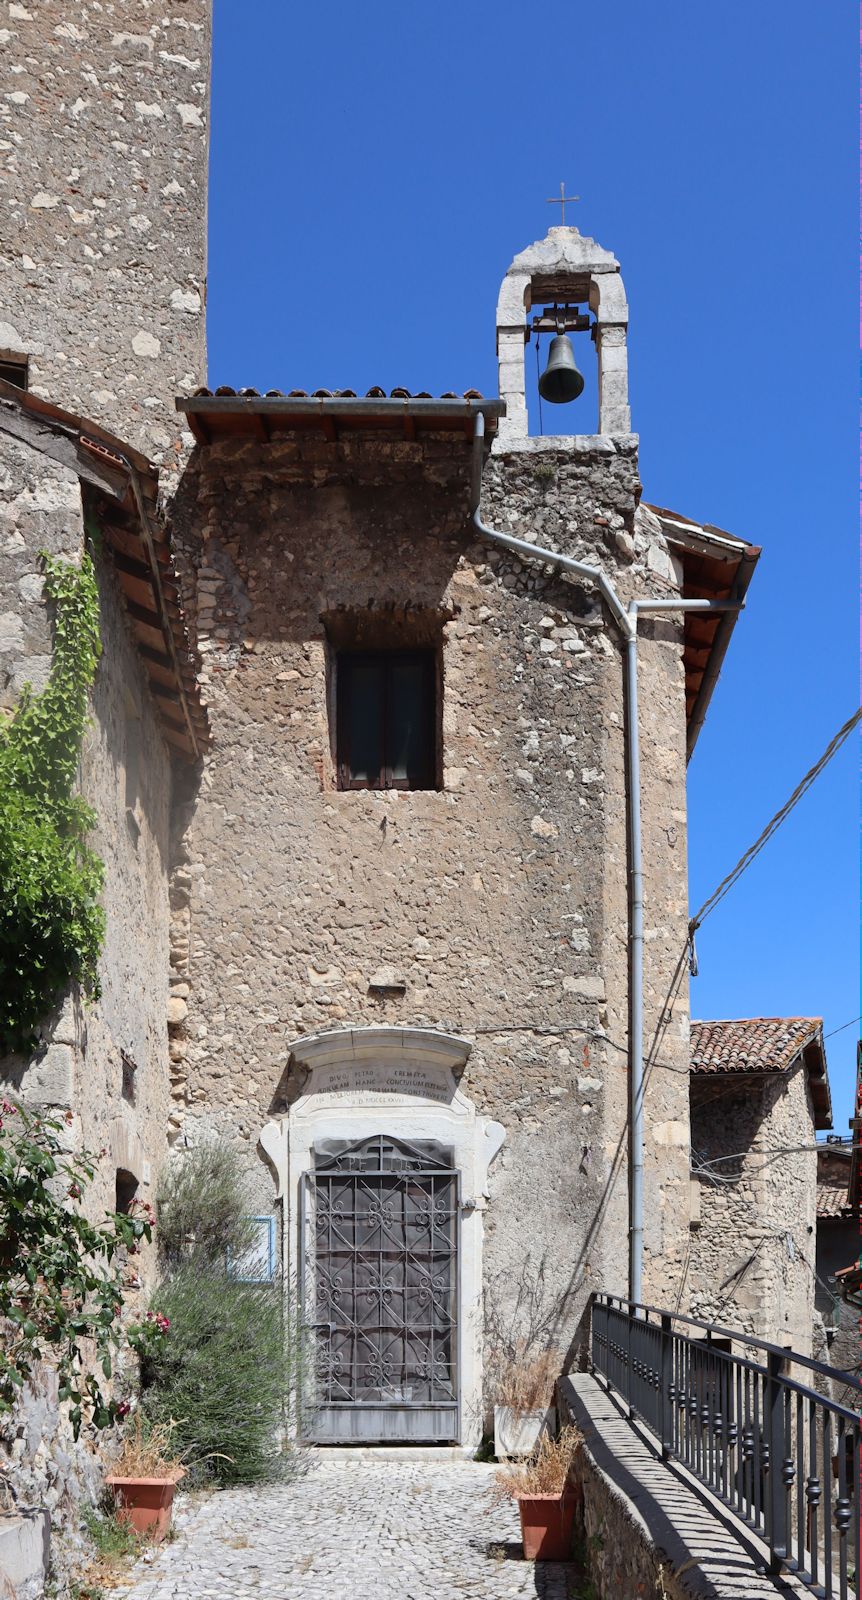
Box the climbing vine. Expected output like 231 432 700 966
0 554 105 1055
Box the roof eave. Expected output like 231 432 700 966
683 543 760 760
645 505 762 761
0 378 207 760
175 394 506 446
804 1032 833 1131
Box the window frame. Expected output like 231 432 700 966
335 647 439 793
0 350 29 391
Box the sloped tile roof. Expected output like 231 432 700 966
817 1173 854 1219
690 1018 832 1131
690 1018 822 1075
817 1146 855 1220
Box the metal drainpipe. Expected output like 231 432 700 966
623 604 645 1303
469 413 634 638
469 412 742 1304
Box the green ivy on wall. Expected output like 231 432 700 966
0 554 105 1056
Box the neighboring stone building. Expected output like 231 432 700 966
0 0 210 1513
815 1138 859 1383
0 0 777 1466
688 1018 831 1355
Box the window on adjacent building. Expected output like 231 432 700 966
0 351 29 390
115 1168 139 1215
335 650 438 791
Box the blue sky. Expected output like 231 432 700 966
208 0 859 1123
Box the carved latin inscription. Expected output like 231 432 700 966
309 1061 454 1105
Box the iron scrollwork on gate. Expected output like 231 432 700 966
300 1134 459 1440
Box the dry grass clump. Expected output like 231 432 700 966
492 1424 582 1501
109 1413 185 1480
488 1342 562 1412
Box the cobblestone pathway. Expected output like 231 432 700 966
118 1459 578 1600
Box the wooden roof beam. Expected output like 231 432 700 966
0 396 130 500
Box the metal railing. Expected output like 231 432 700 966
591 1294 862 1599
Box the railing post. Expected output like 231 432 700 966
624 1300 633 1419
590 1294 601 1376
660 1312 673 1462
766 1348 789 1571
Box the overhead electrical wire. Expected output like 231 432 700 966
688 704 862 970
823 1014 862 1041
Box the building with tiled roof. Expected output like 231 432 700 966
817 1142 855 1222
687 1017 832 1353
690 1017 831 1127
814 1139 860 1379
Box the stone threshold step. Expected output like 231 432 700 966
303 1444 478 1463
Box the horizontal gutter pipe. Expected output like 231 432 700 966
469 411 743 1305
177 396 507 421
631 597 741 615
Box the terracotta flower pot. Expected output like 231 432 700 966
517 1490 575 1561
105 1471 184 1542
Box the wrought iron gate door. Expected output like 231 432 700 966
300 1135 459 1443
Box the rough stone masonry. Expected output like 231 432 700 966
166 372 693 1443
0 0 211 1526
0 0 755 1481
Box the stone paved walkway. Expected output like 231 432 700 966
118 1459 579 1600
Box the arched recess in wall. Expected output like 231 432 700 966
494 226 631 447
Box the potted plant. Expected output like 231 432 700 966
492 1425 581 1561
489 1344 561 1459
105 1413 185 1542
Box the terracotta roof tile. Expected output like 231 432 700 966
817 1174 854 1219
691 1017 832 1131
192 386 486 400
817 1146 856 1220
690 1018 822 1075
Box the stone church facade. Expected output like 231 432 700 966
1 0 781 1461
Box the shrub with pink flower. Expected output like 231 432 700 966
0 1099 152 1435
128 1308 171 1361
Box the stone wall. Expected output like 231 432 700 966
0 0 211 1526
688 1062 817 1352
0 0 211 464
167 423 692 1398
0 449 173 1521
0 447 172 1186
559 1373 789 1600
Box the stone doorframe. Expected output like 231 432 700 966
258 1025 505 1450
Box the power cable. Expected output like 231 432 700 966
823 1014 862 1041
689 705 862 965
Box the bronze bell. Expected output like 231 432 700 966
538 334 584 404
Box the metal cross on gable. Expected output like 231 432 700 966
546 182 580 223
